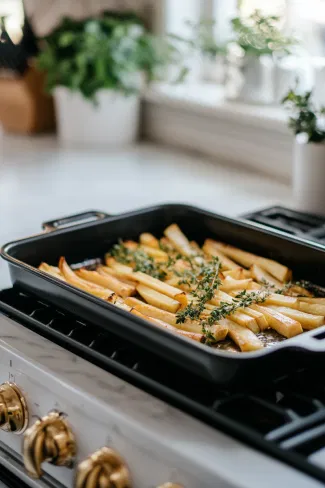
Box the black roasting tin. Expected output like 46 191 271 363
2 204 325 386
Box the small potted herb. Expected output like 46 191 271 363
282 87 325 215
186 20 227 83
230 10 296 104
37 12 185 145
170 19 228 84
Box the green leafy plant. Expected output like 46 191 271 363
231 9 296 57
37 12 186 101
282 87 325 143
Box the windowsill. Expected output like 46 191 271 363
144 83 288 132
142 83 292 181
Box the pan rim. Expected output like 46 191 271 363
2 202 325 360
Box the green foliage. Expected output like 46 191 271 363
282 87 325 143
206 288 271 325
110 240 167 280
231 9 296 57
176 257 222 325
37 12 185 100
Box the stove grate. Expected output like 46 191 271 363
242 206 325 242
1 287 325 483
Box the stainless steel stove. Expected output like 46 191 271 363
0 207 325 488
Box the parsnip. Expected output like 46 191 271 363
220 318 263 352
207 240 292 282
137 284 181 313
77 268 135 298
267 305 324 330
252 304 303 338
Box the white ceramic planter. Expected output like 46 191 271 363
203 55 227 85
293 139 325 215
237 55 274 104
54 87 140 145
313 60 325 107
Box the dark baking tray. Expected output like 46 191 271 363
2 203 325 386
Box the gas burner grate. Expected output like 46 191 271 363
1 287 325 483
242 206 325 243
0 288 325 481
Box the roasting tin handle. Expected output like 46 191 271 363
287 329 325 352
42 210 110 232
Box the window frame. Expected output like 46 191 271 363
144 1 292 180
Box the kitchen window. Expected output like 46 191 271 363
143 0 325 180
160 0 325 83
2 0 324 179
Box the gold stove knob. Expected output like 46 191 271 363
75 447 131 488
23 410 76 478
157 484 184 488
0 382 28 434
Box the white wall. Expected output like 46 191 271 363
24 0 160 35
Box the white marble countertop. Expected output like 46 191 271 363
0 134 292 288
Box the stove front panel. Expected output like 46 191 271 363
0 313 322 488
0 313 233 488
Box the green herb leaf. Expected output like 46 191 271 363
36 13 189 101
231 9 297 57
110 241 167 280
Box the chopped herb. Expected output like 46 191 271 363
174 253 216 288
110 239 130 264
110 240 166 280
159 240 173 253
166 254 176 270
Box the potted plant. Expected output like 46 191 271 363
186 20 227 84
170 20 228 84
37 12 185 145
282 87 325 215
229 10 296 104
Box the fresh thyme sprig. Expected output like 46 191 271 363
175 259 203 287
176 257 221 324
258 278 294 295
192 258 221 300
177 282 274 345
201 287 273 346
269 279 325 297
110 240 206 283
201 320 218 346
273 281 295 295
110 240 167 280
208 288 272 325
